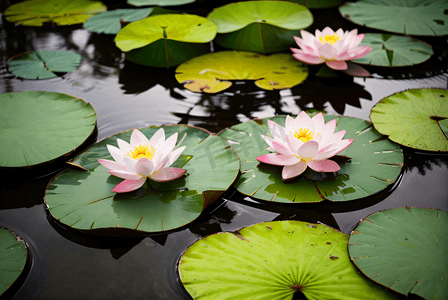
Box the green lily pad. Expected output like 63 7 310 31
351 33 433 67
288 0 344 9
127 0 194 6
7 51 83 79
83 8 175 34
4 0 107 26
217 115 403 203
175 51 309 93
339 0 448 36
115 14 217 68
349 207 447 299
370 88 448 152
45 125 240 236
207 1 313 54
0 91 97 168
0 228 28 296
179 220 398 300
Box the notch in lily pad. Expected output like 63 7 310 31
370 88 448 152
115 14 217 69
175 51 309 93
45 125 240 236
179 220 398 300
4 0 107 26
207 1 313 54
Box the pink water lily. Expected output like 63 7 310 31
98 128 186 193
256 112 353 181
291 27 372 70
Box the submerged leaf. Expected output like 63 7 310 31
175 51 309 93
349 207 447 299
4 0 107 26
179 220 398 300
370 88 448 152
339 0 448 36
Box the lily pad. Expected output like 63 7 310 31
0 91 97 168
349 207 447 299
207 1 313 54
370 88 448 152
115 14 217 68
83 8 175 34
288 0 344 9
0 228 28 296
179 220 398 300
339 0 448 36
217 115 403 203
4 0 107 26
127 0 194 6
351 33 433 67
175 51 309 93
45 125 240 236
7 51 83 79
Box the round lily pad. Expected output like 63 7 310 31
127 0 194 6
0 91 97 168
370 88 448 152
4 0 107 26
339 0 448 36
175 51 309 93
0 228 28 296
115 14 217 68
351 33 433 67
349 207 447 299
207 1 313 54
217 115 403 203
179 220 398 300
45 125 240 236
7 51 83 79
83 8 175 35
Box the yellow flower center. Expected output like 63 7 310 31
127 144 155 160
293 128 315 143
319 34 340 45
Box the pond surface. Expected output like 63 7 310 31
0 0 447 299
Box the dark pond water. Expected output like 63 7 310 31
0 0 447 299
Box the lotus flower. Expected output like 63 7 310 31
98 128 186 193
291 27 372 70
256 112 353 180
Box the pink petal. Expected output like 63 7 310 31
123 156 137 173
335 28 344 37
293 36 317 55
168 146 186 166
350 33 365 48
150 167 186 182
262 134 274 149
292 51 325 65
112 178 146 193
154 155 169 171
272 141 293 156
108 170 142 180
308 159 340 172
163 132 178 153
293 111 315 133
134 158 154 177
256 153 301 166
300 30 316 44
319 119 337 146
286 134 304 155
98 159 128 172
107 145 124 164
282 161 307 180
317 43 338 60
130 129 149 146
285 115 295 132
297 141 319 159
321 27 336 37
311 113 325 136
326 60 348 70
149 128 165 148
338 46 372 61
314 139 353 160
326 130 347 145
268 120 287 142
117 138 133 155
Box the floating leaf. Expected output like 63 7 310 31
179 220 398 300
7 51 83 79
0 91 96 168
175 51 309 93
349 207 447 299
351 33 433 67
0 228 28 296
370 88 448 152
217 115 403 203
115 14 217 68
4 0 107 26
207 1 313 54
287 0 344 9
45 125 240 236
339 0 448 36
83 8 175 34
127 0 194 7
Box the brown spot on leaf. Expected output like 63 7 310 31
266 226 272 230
327 242 331 244
329 254 339 260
